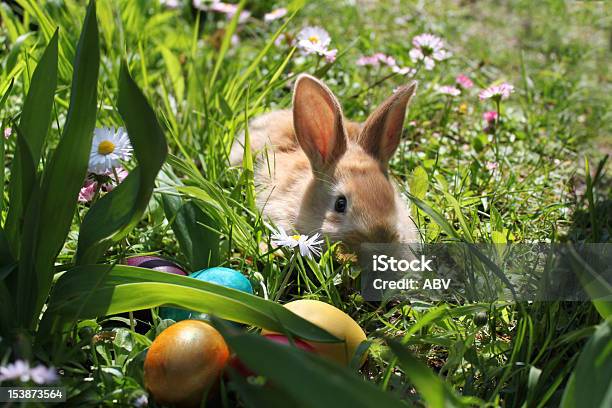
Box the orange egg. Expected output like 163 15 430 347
144 320 229 407
262 299 367 367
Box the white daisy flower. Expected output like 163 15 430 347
264 7 287 22
479 83 514 101
270 226 324 258
159 0 180 8
409 33 450 70
88 127 132 175
297 26 332 55
392 65 416 76
437 85 461 96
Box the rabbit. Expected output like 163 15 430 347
230 74 420 255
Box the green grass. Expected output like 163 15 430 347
0 0 610 407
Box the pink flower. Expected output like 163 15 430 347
357 53 395 68
28 365 58 384
264 7 287 22
103 167 129 192
0 360 30 382
375 53 396 66
356 55 379 67
409 33 450 70
356 53 413 75
479 83 514 101
483 111 498 123
486 161 499 171
437 85 461 96
204 1 250 22
78 180 98 203
456 74 473 89
3 128 11 139
0 360 58 384
323 48 338 63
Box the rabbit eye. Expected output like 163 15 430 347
334 196 347 213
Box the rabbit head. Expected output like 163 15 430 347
291 74 419 250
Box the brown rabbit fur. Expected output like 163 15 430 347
230 74 420 253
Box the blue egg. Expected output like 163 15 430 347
191 267 254 294
160 267 253 323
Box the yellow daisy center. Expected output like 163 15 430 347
292 235 301 240
308 35 320 44
98 140 115 155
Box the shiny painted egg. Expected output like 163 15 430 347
126 256 187 276
144 320 230 407
228 334 315 377
121 256 187 334
190 267 254 294
262 299 367 367
160 267 253 322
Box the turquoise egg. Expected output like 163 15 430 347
160 267 253 323
191 267 254 294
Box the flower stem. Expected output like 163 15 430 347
273 254 296 301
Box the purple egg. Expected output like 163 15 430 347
125 256 187 276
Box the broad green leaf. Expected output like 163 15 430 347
13 128 40 327
409 166 428 200
44 264 338 343
5 30 58 250
388 339 468 408
16 0 99 330
214 320 406 408
491 231 507 244
560 321 612 408
227 368 302 408
162 196 220 270
567 244 612 319
76 62 168 264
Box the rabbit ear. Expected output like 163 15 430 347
358 82 417 163
293 74 347 170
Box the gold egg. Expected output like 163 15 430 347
263 299 367 366
144 320 229 407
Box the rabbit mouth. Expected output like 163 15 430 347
336 227 400 247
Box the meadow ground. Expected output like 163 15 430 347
0 0 610 407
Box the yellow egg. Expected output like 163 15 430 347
262 299 367 366
144 320 229 407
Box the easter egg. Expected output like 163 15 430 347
144 320 230 407
262 299 367 367
229 334 315 377
126 256 187 276
191 267 254 294
160 267 253 323
117 256 187 334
